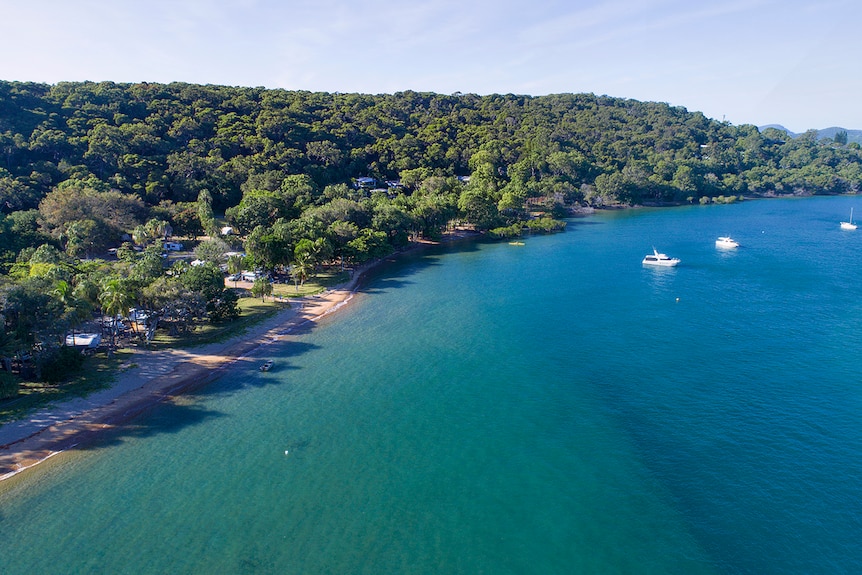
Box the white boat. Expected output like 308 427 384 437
840 208 857 230
259 359 274 372
642 248 680 267
715 236 739 249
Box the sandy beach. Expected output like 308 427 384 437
0 273 365 482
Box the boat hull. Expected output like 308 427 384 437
643 249 680 267
642 259 680 267
715 237 739 249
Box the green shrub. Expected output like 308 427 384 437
0 371 19 399
208 289 241 322
525 217 567 233
488 224 524 239
39 346 86 384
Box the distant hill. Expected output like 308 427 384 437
760 124 862 144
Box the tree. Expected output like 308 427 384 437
99 278 135 354
227 254 244 286
64 218 114 258
279 174 319 212
411 186 459 239
171 202 205 239
244 222 292 271
131 245 166 284
294 237 331 272
145 218 171 241
225 190 289 234
141 277 206 337
194 236 231 265
345 229 390 264
327 220 359 269
196 189 216 235
251 276 273 301
38 186 146 240
372 203 413 244
131 224 150 248
208 288 240 322
458 186 500 229
53 279 87 338
181 263 225 302
289 253 314 291
0 176 41 212
1 277 64 349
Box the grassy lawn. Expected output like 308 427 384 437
147 297 290 349
0 350 133 425
151 268 349 350
224 269 351 298
272 269 350 298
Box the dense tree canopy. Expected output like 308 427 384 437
0 79 860 382
0 81 857 222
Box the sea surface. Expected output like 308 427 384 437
2 196 862 574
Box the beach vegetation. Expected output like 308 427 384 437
290 253 315 290
272 270 348 298
525 217 567 233
207 288 240 322
0 371 19 399
0 349 131 423
488 223 525 239
37 345 85 383
145 296 286 349
251 277 273 301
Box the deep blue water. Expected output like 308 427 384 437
1 196 861 574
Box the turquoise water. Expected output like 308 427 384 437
2 196 862 574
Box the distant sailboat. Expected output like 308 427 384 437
841 208 857 230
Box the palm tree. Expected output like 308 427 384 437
131 225 150 248
290 253 314 292
53 280 77 346
146 218 170 241
99 279 134 355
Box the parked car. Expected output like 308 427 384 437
226 273 240 281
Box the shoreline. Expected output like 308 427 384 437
0 264 373 483
0 230 483 483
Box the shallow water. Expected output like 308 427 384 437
2 196 862 574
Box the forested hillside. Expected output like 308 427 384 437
0 79 861 389
3 81 861 215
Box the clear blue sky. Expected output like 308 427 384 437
2 0 859 133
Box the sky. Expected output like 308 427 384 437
1 0 860 133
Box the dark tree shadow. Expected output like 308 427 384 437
70 401 226 454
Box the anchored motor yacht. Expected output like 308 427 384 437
642 248 680 267
715 236 739 249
